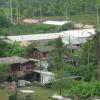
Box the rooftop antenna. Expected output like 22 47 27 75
96 7 100 26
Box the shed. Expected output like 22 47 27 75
5 33 61 42
43 20 72 26
23 19 39 24
33 70 55 84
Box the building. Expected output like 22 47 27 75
4 33 61 46
43 20 72 26
61 29 95 46
0 56 38 80
30 46 54 59
33 69 55 84
4 29 95 46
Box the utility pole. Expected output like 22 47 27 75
16 8 19 23
69 36 74 66
40 4 43 23
66 6 68 21
96 7 100 26
87 41 90 71
6 1 10 19
33 9 35 19
9 0 13 23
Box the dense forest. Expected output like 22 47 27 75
0 0 100 18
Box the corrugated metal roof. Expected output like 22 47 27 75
0 56 28 64
35 46 54 52
5 29 95 45
6 33 62 42
61 29 95 38
34 69 54 75
43 20 71 26
23 19 39 24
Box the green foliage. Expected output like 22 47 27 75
0 41 25 57
1 24 57 36
75 64 100 81
1 0 100 18
52 77 77 95
52 64 77 95
0 16 11 28
25 42 38 58
60 23 74 31
70 79 100 99
0 40 8 57
0 64 10 83
4 42 25 57
75 29 100 65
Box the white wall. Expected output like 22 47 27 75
40 74 54 84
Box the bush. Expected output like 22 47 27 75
0 16 11 28
70 79 100 99
0 64 10 83
60 23 74 31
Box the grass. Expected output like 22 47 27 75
0 88 12 100
38 14 100 25
0 85 55 100
1 14 100 36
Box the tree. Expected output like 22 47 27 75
76 28 100 65
25 42 38 58
0 64 10 83
4 42 25 57
0 16 11 28
0 41 25 57
93 29 100 64
0 40 8 57
70 78 100 99
52 64 77 95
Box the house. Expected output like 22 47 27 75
0 56 38 81
61 29 95 47
43 20 72 26
30 46 55 59
33 69 55 84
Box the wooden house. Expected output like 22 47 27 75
0 56 38 81
30 46 54 60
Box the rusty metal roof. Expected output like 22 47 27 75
0 56 28 64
